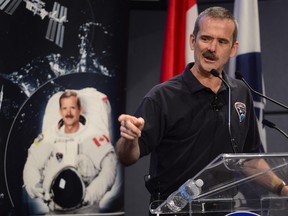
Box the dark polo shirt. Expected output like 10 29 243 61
135 63 261 197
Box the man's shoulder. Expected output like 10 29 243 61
148 73 184 94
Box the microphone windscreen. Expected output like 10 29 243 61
262 119 276 128
235 71 243 80
210 69 220 77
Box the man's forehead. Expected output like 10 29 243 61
198 16 235 38
200 16 235 28
60 96 78 105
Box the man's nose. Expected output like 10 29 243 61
208 40 217 51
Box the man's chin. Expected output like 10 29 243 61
63 121 75 127
203 65 219 74
200 67 215 74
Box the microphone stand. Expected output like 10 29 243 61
211 69 238 153
262 119 288 139
236 71 288 141
235 71 288 110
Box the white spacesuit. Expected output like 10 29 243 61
23 88 117 213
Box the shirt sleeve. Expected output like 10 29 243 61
134 96 165 157
243 97 262 153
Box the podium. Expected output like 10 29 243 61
149 153 288 215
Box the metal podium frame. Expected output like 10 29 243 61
149 153 288 215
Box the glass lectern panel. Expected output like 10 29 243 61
150 153 288 215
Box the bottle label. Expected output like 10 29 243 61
179 185 194 201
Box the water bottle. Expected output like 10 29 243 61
166 179 204 212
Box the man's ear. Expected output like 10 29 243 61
190 34 196 50
230 40 239 57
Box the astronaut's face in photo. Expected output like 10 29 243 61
59 96 82 129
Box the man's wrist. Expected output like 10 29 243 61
275 181 286 196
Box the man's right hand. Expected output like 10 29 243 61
116 114 144 166
118 114 145 140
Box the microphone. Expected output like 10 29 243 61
236 71 288 141
210 69 238 153
235 71 288 110
262 119 288 139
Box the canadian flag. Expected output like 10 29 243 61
160 0 198 82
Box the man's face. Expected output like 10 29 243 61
190 16 238 74
59 96 82 128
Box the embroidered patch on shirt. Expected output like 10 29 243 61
34 133 44 145
234 102 246 123
92 134 110 147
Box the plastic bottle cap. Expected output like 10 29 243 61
195 179 204 188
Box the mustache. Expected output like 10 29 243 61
203 51 218 61
65 115 74 118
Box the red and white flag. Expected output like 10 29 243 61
160 0 198 82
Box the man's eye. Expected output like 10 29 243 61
201 37 209 42
219 39 228 44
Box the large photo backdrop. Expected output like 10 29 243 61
0 0 128 215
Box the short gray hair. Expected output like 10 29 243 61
193 6 238 44
59 90 81 109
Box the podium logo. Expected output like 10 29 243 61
226 211 260 216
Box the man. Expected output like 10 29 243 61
23 90 117 214
116 6 288 215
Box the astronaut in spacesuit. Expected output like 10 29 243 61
23 89 117 213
